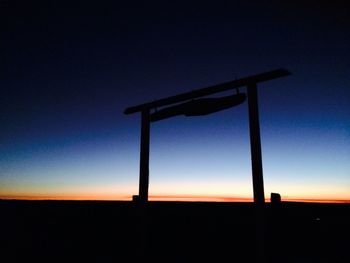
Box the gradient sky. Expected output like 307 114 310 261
1 0 349 201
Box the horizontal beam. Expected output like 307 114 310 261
124 68 291 114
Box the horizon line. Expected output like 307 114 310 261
0 194 349 204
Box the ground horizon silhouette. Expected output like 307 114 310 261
1 199 349 263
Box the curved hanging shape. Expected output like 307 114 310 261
150 93 246 122
184 93 246 116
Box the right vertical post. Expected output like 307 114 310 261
139 109 150 203
247 83 265 263
247 83 265 204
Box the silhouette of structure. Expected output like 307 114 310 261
124 68 291 205
125 69 291 263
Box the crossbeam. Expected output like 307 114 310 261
124 68 290 114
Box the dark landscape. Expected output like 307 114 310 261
1 200 349 263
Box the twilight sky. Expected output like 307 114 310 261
1 0 349 201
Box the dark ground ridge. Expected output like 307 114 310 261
1 200 349 263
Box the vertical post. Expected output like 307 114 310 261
139 109 150 203
136 110 151 261
247 83 265 205
247 83 265 263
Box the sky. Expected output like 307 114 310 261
1 0 349 202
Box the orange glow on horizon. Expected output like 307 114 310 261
1 194 349 203
149 194 253 202
277 197 350 204
0 194 131 201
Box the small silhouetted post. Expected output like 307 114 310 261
247 83 265 263
271 192 281 205
139 109 150 203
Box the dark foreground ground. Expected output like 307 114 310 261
0 200 349 263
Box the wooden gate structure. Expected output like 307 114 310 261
124 68 291 205
124 68 291 262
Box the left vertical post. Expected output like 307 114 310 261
247 83 265 263
139 109 150 203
